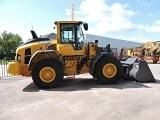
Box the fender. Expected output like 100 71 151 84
89 52 111 75
28 50 64 71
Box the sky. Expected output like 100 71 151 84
0 0 160 43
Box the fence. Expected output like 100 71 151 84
0 51 15 78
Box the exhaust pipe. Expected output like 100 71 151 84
30 30 38 39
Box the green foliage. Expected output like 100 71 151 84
0 59 11 65
0 31 23 52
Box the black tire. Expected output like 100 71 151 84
89 72 96 79
94 56 122 84
32 59 64 89
153 60 157 64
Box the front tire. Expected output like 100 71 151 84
153 60 157 64
32 59 64 89
94 56 122 84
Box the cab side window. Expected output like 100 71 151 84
61 24 75 43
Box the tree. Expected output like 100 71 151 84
0 31 23 53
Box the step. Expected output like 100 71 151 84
66 75 75 79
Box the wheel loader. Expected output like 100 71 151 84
7 20 155 88
120 42 160 63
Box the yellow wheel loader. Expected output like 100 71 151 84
120 42 160 63
7 20 155 88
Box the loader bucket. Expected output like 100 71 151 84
121 58 138 80
129 60 155 82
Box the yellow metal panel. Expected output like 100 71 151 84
56 22 61 43
16 42 49 66
64 60 77 75
7 61 21 76
58 44 75 55
57 44 87 56
7 61 31 76
88 42 96 58
127 50 131 56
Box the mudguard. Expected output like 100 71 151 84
28 50 64 71
89 52 110 75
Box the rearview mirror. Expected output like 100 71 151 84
83 23 88 31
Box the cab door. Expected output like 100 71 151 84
57 23 86 56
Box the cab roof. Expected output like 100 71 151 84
54 21 83 25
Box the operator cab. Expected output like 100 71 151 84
55 21 88 50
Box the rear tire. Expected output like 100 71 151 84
94 56 122 84
32 59 64 89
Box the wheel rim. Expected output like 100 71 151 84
39 67 56 83
102 63 117 78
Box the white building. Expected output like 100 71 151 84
85 34 142 55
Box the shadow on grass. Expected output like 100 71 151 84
22 78 160 92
